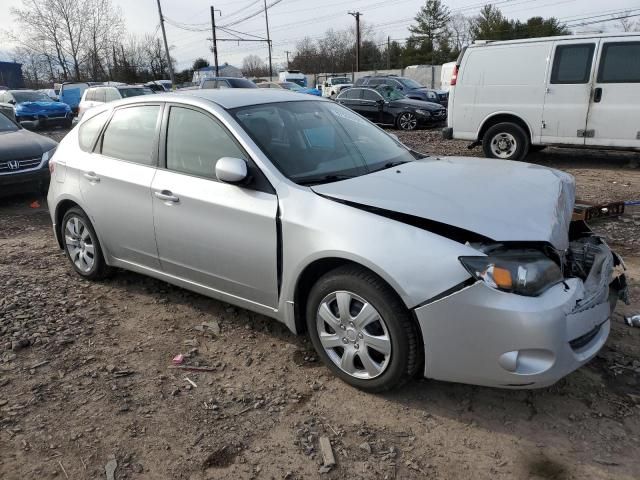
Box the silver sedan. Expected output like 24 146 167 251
47 90 628 392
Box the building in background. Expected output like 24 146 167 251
192 63 243 83
0 57 25 89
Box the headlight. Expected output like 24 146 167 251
415 109 431 117
459 252 563 296
42 147 57 163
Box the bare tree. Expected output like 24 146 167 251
618 11 639 32
242 54 269 77
85 0 124 80
448 13 472 52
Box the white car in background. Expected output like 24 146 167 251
78 85 155 119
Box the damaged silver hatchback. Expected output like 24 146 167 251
47 91 628 392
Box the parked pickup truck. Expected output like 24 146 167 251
319 76 353 98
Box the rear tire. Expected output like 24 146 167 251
306 265 421 392
61 207 112 280
482 122 530 161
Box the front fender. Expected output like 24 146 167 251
279 188 480 325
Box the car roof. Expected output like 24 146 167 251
169 89 326 109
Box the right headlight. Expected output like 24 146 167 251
415 109 431 117
459 252 563 297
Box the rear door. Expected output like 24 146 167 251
586 38 640 148
541 40 597 145
78 104 162 269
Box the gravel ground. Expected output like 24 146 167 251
1 126 639 479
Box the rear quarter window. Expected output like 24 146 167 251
461 44 550 86
598 42 640 83
78 111 108 152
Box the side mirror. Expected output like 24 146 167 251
215 157 248 184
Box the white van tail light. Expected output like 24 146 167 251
451 65 458 86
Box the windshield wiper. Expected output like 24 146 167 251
369 160 410 173
296 174 356 186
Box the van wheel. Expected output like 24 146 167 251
482 122 529 161
306 265 420 392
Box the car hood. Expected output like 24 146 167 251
17 101 67 112
311 157 575 250
0 129 58 161
389 98 443 110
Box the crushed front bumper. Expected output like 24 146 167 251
414 274 622 389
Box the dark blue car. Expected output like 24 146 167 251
0 90 72 129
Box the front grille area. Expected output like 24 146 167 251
569 323 602 351
0 157 42 173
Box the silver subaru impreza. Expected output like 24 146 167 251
47 90 628 392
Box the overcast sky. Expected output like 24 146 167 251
1 0 639 70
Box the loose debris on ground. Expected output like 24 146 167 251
0 127 639 479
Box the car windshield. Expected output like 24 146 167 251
376 86 405 101
0 112 18 132
233 101 415 185
281 82 303 91
332 77 350 84
12 91 52 102
398 78 423 89
229 78 258 88
118 87 154 98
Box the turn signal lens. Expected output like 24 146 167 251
489 266 513 289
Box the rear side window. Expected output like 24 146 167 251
78 111 107 152
101 106 160 165
362 90 381 101
85 89 95 101
551 43 595 84
341 89 360 100
166 106 246 179
598 42 640 83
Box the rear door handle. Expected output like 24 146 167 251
154 190 180 203
83 171 100 182
594 87 603 103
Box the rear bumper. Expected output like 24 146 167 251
414 276 617 389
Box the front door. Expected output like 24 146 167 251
151 105 279 308
586 39 640 148
78 104 162 269
541 40 597 145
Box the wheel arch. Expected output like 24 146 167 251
291 256 411 336
477 113 533 143
54 198 82 249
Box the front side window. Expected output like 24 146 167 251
362 89 382 101
233 101 416 184
551 43 595 84
79 111 108 152
598 42 640 83
101 105 160 165
166 106 246 179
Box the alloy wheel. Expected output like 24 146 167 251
316 290 391 379
64 216 96 273
398 112 418 130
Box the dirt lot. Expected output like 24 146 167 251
1 126 639 479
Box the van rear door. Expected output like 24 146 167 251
541 40 598 145
585 38 640 149
60 82 89 115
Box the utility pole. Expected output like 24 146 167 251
210 6 220 77
263 0 273 80
155 0 176 87
348 11 361 72
285 50 291 69
387 36 390 69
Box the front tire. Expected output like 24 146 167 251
306 265 420 392
482 122 530 161
61 207 111 280
396 112 418 131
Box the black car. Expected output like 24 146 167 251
199 77 258 89
336 86 447 131
0 111 58 195
353 75 448 107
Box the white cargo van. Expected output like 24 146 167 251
444 33 640 160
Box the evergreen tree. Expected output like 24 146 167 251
408 0 451 65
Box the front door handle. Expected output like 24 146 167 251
154 190 180 203
594 87 603 103
83 171 100 183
